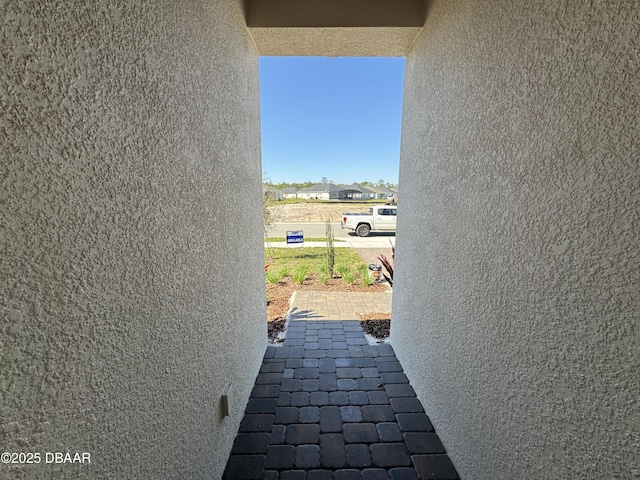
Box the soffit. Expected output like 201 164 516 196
245 0 427 56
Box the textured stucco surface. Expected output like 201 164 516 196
248 27 424 57
246 0 426 56
393 1 639 479
1 1 265 479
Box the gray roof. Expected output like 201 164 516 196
366 186 396 195
339 184 370 193
298 183 342 193
296 183 392 194
357 185 376 194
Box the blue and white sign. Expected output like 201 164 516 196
286 230 304 245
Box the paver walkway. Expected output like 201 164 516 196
223 313 459 479
287 292 392 322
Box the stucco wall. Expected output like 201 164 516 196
1 1 265 478
393 1 639 479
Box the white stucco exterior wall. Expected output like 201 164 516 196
1 1 265 478
393 1 639 479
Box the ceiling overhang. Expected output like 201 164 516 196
245 0 428 56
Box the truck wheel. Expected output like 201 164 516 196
356 224 371 237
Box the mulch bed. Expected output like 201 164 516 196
357 315 391 339
267 318 288 343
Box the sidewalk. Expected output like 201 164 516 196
264 238 394 249
223 294 459 479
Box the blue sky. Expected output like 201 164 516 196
259 56 405 186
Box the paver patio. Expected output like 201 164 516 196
223 297 459 479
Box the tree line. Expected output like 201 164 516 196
264 178 397 190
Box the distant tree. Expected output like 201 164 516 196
263 190 277 235
262 180 320 190
377 179 386 187
321 177 329 184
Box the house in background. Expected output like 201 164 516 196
296 182 340 199
296 183 380 200
367 185 397 201
358 185 377 200
339 184 375 200
278 186 299 199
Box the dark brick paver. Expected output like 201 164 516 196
223 320 459 479
266 445 295 469
320 405 342 433
232 433 270 454
412 454 459 480
404 432 446 454
296 444 321 468
343 423 378 444
345 443 373 468
286 424 321 445
321 433 347 468
240 414 274 433
390 397 425 413
376 423 403 443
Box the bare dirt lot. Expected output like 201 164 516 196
268 202 373 223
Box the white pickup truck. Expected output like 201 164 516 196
340 205 398 237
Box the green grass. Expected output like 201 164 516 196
265 247 366 275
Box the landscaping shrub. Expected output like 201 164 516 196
342 270 356 285
266 270 281 284
292 264 310 284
